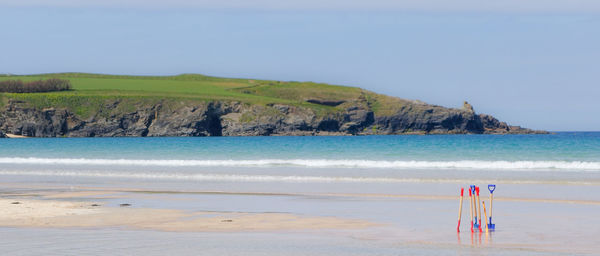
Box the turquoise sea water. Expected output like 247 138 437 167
1 132 599 163
0 132 599 187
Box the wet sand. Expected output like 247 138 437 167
0 197 375 232
1 183 599 255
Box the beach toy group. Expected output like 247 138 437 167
457 184 496 233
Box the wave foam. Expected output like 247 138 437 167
0 157 599 170
0 170 404 183
0 170 595 185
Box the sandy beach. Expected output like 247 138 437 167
1 182 599 255
4 133 29 138
0 194 374 232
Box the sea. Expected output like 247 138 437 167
1 132 599 255
1 132 599 188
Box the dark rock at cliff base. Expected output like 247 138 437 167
0 130 6 138
0 98 546 137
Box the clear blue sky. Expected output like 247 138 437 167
1 1 599 131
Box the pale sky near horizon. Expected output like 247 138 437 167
1 1 599 131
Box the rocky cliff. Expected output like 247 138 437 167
0 98 545 137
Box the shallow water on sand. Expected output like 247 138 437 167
0 227 569 256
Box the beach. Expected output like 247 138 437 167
1 134 599 255
2 181 600 255
0 191 375 232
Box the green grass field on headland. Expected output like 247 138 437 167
0 73 410 119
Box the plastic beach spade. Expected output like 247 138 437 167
488 184 496 230
457 188 464 232
468 186 473 232
470 185 479 230
476 186 482 233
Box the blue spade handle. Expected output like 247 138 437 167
488 184 496 194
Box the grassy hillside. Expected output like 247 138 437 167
0 73 411 118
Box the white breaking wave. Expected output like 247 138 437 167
0 170 408 183
0 170 596 185
0 157 599 170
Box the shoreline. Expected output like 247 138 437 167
3 183 600 206
0 133 554 138
4 133 30 138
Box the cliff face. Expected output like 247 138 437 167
0 98 545 137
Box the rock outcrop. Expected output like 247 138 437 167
0 98 546 137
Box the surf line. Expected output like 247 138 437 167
1 157 600 170
1 170 599 186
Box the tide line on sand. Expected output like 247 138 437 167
9 184 600 206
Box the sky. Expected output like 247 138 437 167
1 1 599 131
